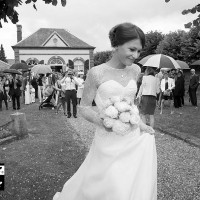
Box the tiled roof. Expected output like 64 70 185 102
12 28 95 49
0 60 10 70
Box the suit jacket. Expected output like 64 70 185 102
31 77 38 88
189 74 199 90
9 79 22 96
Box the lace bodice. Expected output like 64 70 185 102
80 63 141 125
81 63 140 106
95 79 137 111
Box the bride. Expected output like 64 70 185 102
53 22 157 200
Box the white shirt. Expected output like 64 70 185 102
77 78 84 89
60 76 81 90
160 77 175 92
137 75 160 97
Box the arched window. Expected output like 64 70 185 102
26 58 39 66
48 56 65 65
73 57 85 72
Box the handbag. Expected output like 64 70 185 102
163 90 171 96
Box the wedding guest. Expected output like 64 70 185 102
174 70 185 108
9 74 22 110
60 70 81 118
54 73 66 115
31 73 38 99
155 68 163 108
137 67 160 128
160 71 175 114
0 76 8 111
4 75 11 102
54 73 62 106
30 84 35 103
188 69 199 108
77 73 85 105
25 80 31 105
37 74 44 103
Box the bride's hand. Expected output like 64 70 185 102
139 121 155 135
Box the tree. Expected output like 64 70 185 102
0 44 7 63
0 0 67 28
140 31 164 58
165 1 200 28
156 30 187 60
180 27 200 64
94 51 112 66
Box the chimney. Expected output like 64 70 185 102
17 24 22 42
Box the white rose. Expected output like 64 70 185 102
130 114 140 125
103 117 115 129
119 112 131 123
130 105 139 115
112 120 131 136
114 102 131 112
104 98 113 108
110 96 122 104
104 105 119 119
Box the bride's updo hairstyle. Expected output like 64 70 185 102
109 22 145 48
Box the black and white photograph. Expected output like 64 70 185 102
0 0 200 199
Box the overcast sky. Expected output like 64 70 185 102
0 0 199 59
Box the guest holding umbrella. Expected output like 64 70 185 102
160 71 175 114
137 67 160 128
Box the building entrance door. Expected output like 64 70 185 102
51 65 63 72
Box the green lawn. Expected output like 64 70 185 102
154 93 200 140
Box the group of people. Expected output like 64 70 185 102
0 74 22 111
0 69 85 116
137 66 199 128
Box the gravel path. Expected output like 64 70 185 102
0 103 199 200
68 106 200 200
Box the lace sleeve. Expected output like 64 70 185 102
135 64 141 82
79 67 102 126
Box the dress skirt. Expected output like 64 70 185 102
53 127 157 200
140 95 156 115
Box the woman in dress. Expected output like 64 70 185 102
160 71 175 115
77 73 85 105
37 74 44 103
25 80 31 105
54 73 66 115
137 67 160 128
53 22 157 200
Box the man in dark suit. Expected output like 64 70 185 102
188 69 199 108
9 74 22 110
31 75 38 99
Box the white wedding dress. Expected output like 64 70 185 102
53 64 157 200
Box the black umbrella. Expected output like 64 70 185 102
10 63 29 70
0 73 5 77
3 68 22 75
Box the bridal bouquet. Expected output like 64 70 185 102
100 96 140 136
